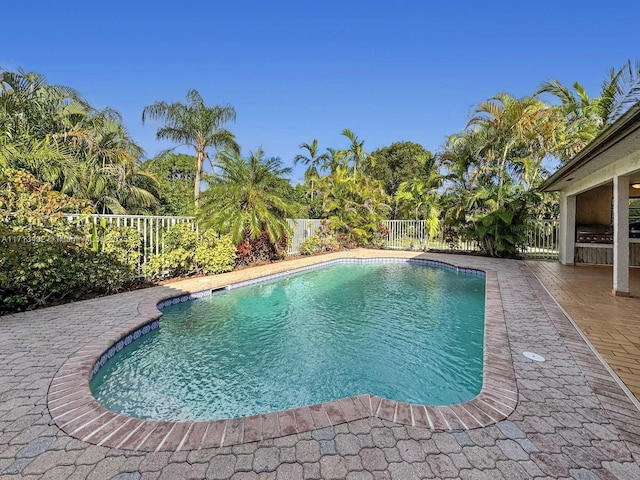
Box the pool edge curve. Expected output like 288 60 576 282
48 251 517 452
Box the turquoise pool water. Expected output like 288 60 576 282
91 262 485 421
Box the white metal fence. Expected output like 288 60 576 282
521 220 559 259
60 215 559 274
65 214 196 272
383 219 559 259
383 220 481 252
286 219 323 255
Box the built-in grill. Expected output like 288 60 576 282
576 225 613 244
577 223 640 242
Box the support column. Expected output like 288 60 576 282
612 175 630 296
558 193 576 265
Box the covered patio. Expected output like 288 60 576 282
539 103 640 296
535 101 640 407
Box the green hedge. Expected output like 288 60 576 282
143 223 236 280
0 169 140 314
0 227 137 314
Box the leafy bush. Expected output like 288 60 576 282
330 216 388 249
0 228 136 314
459 189 530 258
367 222 390 248
0 168 92 228
101 226 142 274
143 224 197 279
0 169 137 314
235 230 289 267
299 221 339 255
299 235 321 255
85 218 141 276
194 229 237 275
143 223 236 279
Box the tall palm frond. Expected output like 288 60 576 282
142 89 237 207
339 128 370 176
199 148 296 245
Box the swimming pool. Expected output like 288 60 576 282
90 259 485 421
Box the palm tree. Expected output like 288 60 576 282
601 59 640 123
324 147 345 173
142 89 237 207
537 59 640 160
293 139 329 200
395 173 443 239
199 148 297 246
439 93 559 257
318 166 390 246
339 128 369 176
1 68 158 214
0 69 89 137
439 133 483 192
466 93 557 203
536 80 606 159
0 69 85 192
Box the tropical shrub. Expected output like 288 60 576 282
199 148 298 264
0 169 138 314
451 187 530 258
194 230 237 275
299 235 321 255
101 226 142 274
86 218 141 275
367 222 390 249
143 223 236 279
142 224 197 279
0 168 92 227
318 167 391 248
235 230 288 267
0 238 133 314
298 221 340 255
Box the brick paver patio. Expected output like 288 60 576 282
527 261 640 401
1 250 639 479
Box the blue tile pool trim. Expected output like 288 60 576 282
90 291 224 379
89 257 485 382
89 319 161 380
155 288 216 310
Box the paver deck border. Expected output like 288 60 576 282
48 253 517 452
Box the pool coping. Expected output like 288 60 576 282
47 254 517 452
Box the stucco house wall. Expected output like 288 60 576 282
576 185 613 226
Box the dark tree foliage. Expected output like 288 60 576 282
365 142 436 218
281 182 313 218
141 153 197 216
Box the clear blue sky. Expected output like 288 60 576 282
3 1 639 184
